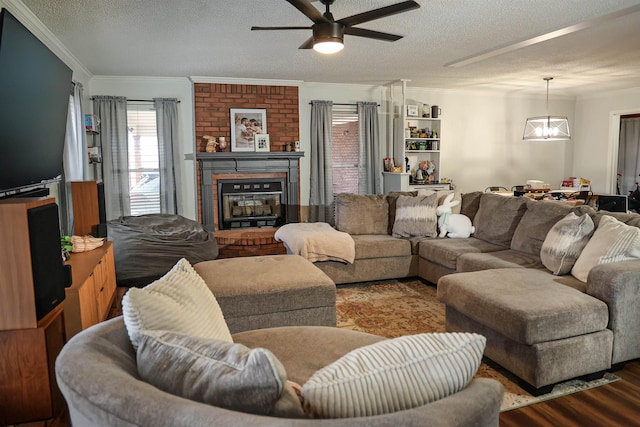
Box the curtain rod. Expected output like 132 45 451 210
308 102 379 106
90 97 181 103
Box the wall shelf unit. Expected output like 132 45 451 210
384 80 450 193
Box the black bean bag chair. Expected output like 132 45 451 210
107 214 219 287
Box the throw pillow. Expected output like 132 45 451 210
540 212 595 275
386 191 417 234
473 193 528 247
571 215 640 282
391 193 439 238
300 332 486 418
136 330 306 418
334 193 389 235
122 258 232 350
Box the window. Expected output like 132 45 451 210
127 104 160 215
331 105 360 194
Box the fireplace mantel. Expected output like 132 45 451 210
197 152 304 231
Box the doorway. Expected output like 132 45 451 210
616 113 640 212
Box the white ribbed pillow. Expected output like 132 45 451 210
122 258 232 349
301 332 486 418
540 212 595 275
571 215 640 282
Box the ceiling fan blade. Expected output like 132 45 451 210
251 26 312 31
286 0 329 23
298 36 315 49
344 27 402 41
338 0 420 27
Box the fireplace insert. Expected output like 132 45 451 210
218 178 285 229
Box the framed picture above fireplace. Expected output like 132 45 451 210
230 108 267 152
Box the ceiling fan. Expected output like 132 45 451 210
251 0 421 54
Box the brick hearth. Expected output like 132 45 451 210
215 228 286 258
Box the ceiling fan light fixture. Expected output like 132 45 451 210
313 40 344 54
312 22 344 54
523 77 571 141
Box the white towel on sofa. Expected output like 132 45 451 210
275 222 355 264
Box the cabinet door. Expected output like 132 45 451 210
78 274 99 330
94 247 116 320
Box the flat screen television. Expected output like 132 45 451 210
0 8 73 194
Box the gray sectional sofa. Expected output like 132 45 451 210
313 191 640 391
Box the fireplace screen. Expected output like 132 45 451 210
218 179 285 229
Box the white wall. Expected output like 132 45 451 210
89 76 197 219
574 87 640 194
395 86 576 194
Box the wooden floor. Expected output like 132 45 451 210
500 360 640 426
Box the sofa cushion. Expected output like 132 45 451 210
136 330 304 418
352 234 411 259
541 212 595 275
335 193 388 235
417 189 463 214
122 258 232 350
510 199 575 255
387 191 417 234
419 237 506 270
392 193 439 238
457 250 543 273
460 191 483 223
472 193 528 247
437 268 609 345
572 215 640 282
300 333 485 418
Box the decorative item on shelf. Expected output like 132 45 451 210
407 104 419 117
84 114 100 133
392 166 403 173
420 103 430 118
384 157 393 172
405 156 410 173
255 134 270 152
294 140 301 151
414 168 425 184
431 105 441 118
218 136 228 151
203 135 217 152
230 108 266 152
87 146 101 163
405 128 411 138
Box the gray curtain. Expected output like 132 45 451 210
61 82 89 234
309 100 333 223
154 98 181 214
93 96 130 220
357 101 381 194
618 117 640 195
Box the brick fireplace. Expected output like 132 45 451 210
197 152 303 258
193 81 301 257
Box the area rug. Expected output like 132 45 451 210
336 279 620 412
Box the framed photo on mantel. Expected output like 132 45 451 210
230 108 267 152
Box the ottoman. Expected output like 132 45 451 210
438 268 613 393
195 255 336 333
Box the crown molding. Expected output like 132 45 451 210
2 0 93 83
190 76 303 87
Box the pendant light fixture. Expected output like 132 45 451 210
523 77 571 141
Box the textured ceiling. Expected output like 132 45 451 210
20 0 640 95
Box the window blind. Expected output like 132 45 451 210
127 104 160 215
